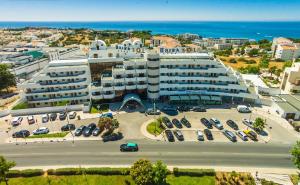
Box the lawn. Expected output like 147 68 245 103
290 174 299 185
27 132 69 139
1 175 215 185
146 120 165 136
12 102 29 110
90 104 109 113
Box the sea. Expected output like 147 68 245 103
0 21 300 40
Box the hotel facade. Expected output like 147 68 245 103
18 40 257 108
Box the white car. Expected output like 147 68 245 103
242 119 253 128
68 111 77 119
236 131 248 141
196 130 204 141
33 127 49 135
209 118 224 130
11 117 23 126
42 114 49 123
237 105 251 113
27 115 35 124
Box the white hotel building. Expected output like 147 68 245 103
19 40 257 108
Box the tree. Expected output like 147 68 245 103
248 49 259 57
290 141 300 169
0 64 16 93
269 66 277 76
275 68 282 80
130 159 154 185
98 117 113 131
152 161 168 185
0 156 16 185
253 117 265 132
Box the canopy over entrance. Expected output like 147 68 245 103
119 94 145 110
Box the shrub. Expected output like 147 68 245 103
47 167 130 176
229 58 237 63
173 168 216 177
7 169 44 178
52 168 82 176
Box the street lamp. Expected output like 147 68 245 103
65 104 75 145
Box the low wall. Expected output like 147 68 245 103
0 94 19 107
10 104 84 116
0 109 10 117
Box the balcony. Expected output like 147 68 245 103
137 84 147 89
135 69 147 74
126 84 137 90
125 77 137 83
114 85 125 91
48 72 85 78
103 94 115 99
39 79 86 86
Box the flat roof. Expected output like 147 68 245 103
276 102 298 113
241 74 268 88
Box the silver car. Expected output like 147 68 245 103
33 127 49 135
236 131 248 141
196 130 204 141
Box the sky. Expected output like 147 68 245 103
0 0 300 21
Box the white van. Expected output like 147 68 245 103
11 117 23 126
237 105 251 113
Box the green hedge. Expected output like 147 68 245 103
173 168 216 177
7 169 44 178
47 167 130 176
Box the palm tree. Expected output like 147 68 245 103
0 156 16 185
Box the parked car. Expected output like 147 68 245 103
180 117 191 128
162 117 173 128
120 142 138 152
191 106 206 112
237 105 251 113
201 118 213 129
75 125 86 136
42 114 49 123
50 113 57 121
223 130 237 142
173 130 184 141
165 130 175 142
69 111 77 119
59 112 67 120
11 117 23 126
209 118 223 130
172 118 182 128
61 124 76 131
27 116 35 124
33 127 49 135
242 119 254 128
161 106 178 116
204 129 213 140
196 130 204 141
12 130 30 138
226 120 239 130
236 131 248 141
102 132 123 142
243 130 257 141
145 108 161 115
83 123 97 137
177 105 190 112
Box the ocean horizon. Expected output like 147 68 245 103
1 21 300 40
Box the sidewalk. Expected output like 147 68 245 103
252 172 294 185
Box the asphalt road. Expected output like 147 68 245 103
0 140 294 170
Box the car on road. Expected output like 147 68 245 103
196 130 204 141
242 119 254 128
209 118 224 130
191 106 206 112
236 131 248 141
92 127 101 136
243 130 257 141
69 111 77 119
75 125 86 136
61 124 76 131
145 108 161 115
42 114 49 123
162 117 173 128
226 120 239 130
165 130 175 142
12 130 30 138
11 117 23 126
102 132 123 142
177 105 190 112
173 130 184 141
27 116 35 124
204 129 213 140
120 142 138 152
172 118 182 128
161 106 178 116
201 118 213 129
237 105 251 113
59 112 67 120
223 130 237 142
50 113 57 121
33 127 49 135
83 123 97 137
180 117 191 128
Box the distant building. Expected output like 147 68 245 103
178 33 200 40
214 43 232 50
150 36 182 54
272 37 300 60
281 62 300 94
